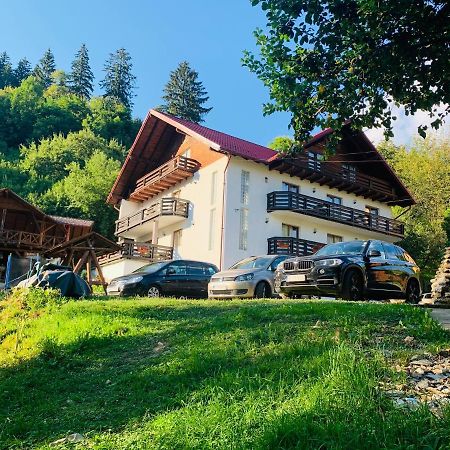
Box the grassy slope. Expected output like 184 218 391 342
0 297 449 449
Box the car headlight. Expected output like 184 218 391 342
117 276 143 285
235 273 254 282
315 259 343 267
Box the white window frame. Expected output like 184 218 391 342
240 170 250 205
208 208 216 251
327 233 343 244
210 171 218 205
282 223 299 239
239 208 248 250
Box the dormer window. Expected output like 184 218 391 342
307 151 324 171
342 163 357 182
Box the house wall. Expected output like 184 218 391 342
221 157 397 269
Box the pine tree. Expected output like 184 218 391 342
100 48 136 108
0 52 13 89
68 44 94 99
33 48 56 88
161 61 212 123
13 58 32 86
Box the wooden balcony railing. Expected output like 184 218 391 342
268 237 325 256
115 198 190 235
0 229 65 249
129 156 200 202
270 156 396 201
98 242 173 265
267 191 405 237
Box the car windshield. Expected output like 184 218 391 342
133 262 167 274
230 256 273 270
315 241 367 256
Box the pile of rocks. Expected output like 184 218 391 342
430 247 450 305
382 350 450 416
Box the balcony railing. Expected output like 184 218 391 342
267 191 404 237
270 156 396 201
268 237 325 256
129 156 200 202
115 198 189 235
98 241 173 265
0 229 65 250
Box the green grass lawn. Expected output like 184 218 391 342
1 292 450 449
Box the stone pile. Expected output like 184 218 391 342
381 350 450 416
430 247 450 305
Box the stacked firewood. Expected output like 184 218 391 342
430 247 450 304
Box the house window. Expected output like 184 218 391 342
342 163 357 182
365 206 379 216
307 151 324 171
327 233 343 244
327 194 342 205
282 224 299 239
241 170 250 205
208 209 216 250
211 171 218 204
173 229 182 251
239 208 248 250
282 182 299 193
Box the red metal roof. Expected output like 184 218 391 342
152 110 278 162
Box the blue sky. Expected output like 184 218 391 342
1 1 447 147
1 0 292 147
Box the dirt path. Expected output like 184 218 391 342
431 308 450 330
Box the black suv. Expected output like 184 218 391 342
274 240 421 303
107 260 218 298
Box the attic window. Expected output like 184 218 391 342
342 163 357 182
307 151 324 171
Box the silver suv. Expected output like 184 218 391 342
208 255 289 299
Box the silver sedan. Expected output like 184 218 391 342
208 255 289 299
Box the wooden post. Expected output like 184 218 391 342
73 251 89 274
90 250 107 294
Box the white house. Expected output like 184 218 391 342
100 109 414 281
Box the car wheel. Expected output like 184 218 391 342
342 270 363 301
405 280 420 304
254 281 271 298
147 285 161 298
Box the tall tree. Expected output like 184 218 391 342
13 58 32 86
243 1 450 148
268 136 294 153
33 49 56 88
100 48 136 108
69 44 94 99
160 61 212 123
0 52 13 89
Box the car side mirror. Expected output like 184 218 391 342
367 249 381 258
166 268 176 276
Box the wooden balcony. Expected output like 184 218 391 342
268 237 325 256
98 242 173 265
0 229 65 250
270 156 397 203
129 156 200 202
115 198 190 236
267 191 405 237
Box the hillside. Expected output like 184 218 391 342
1 293 449 449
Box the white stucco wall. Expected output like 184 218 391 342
221 157 398 269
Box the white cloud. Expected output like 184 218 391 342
364 103 449 147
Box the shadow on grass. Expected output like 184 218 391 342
0 300 449 449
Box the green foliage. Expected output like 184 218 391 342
160 61 212 123
378 135 450 285
39 151 121 237
268 135 294 152
68 44 94 100
13 58 32 86
33 48 56 89
100 48 136 108
0 51 13 89
0 298 448 449
83 96 141 148
243 1 450 149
